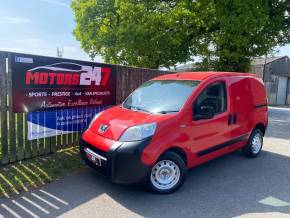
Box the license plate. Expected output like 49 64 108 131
85 150 102 166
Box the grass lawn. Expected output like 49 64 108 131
0 147 85 198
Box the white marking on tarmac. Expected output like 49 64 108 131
1 203 21 218
269 106 290 111
22 196 50 214
31 193 60 210
12 200 39 218
40 189 69 205
259 196 290 207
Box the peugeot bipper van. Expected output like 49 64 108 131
80 72 268 194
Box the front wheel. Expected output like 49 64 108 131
242 129 263 158
148 151 186 194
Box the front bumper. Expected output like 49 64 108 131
79 137 152 184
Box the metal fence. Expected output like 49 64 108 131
0 51 169 165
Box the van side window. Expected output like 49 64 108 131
194 82 227 117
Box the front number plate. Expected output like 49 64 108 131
85 151 102 166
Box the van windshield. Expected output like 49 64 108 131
122 80 200 114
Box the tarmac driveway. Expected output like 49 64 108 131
0 107 290 218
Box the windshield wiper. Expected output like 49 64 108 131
128 105 152 114
155 110 179 114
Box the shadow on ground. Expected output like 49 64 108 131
0 149 289 218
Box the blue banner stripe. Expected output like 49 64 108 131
27 106 108 133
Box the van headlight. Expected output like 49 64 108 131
119 123 157 142
88 111 103 128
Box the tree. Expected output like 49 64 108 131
71 0 290 72
71 0 197 68
197 0 290 72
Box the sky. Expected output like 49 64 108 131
0 0 289 63
0 0 103 62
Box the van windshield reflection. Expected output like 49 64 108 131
122 80 200 114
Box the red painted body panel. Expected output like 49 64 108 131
88 106 173 141
229 77 254 139
82 128 116 152
82 72 268 170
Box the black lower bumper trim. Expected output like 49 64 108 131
80 137 152 184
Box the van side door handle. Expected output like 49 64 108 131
228 113 232 125
233 113 237 124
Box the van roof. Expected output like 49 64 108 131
153 71 257 81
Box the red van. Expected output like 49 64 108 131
80 72 268 193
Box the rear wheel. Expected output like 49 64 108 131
148 151 186 194
243 129 263 158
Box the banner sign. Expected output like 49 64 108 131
11 53 116 113
27 106 106 140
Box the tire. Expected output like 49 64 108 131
242 128 263 158
147 151 187 194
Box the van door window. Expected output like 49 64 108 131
194 82 227 118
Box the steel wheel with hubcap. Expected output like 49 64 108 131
251 132 262 155
148 151 186 194
150 160 180 191
243 128 263 158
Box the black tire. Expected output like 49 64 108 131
147 151 187 194
242 128 263 158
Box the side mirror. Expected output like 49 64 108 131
193 106 215 120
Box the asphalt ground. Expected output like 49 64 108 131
0 107 289 218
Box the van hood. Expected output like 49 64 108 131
89 106 168 141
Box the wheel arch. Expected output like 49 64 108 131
161 147 188 167
254 123 266 135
